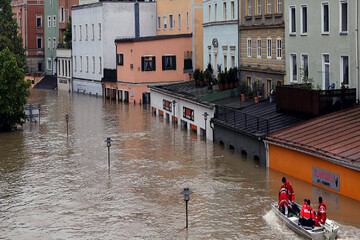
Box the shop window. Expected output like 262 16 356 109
183 107 194 121
163 99 172 112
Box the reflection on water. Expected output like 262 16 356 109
0 90 359 239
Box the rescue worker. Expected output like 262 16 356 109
299 199 315 228
282 177 300 214
278 185 296 217
315 196 327 226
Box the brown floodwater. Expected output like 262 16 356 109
0 89 359 239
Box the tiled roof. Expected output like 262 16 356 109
33 75 57 90
266 106 360 169
212 102 308 138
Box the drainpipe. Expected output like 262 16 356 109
356 0 359 104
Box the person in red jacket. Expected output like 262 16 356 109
315 196 327 226
282 177 295 203
278 185 296 217
299 199 315 228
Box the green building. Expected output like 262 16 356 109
44 0 59 75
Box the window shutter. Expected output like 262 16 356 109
162 56 165 70
173 56 176 70
152 57 156 71
59 9 61 23
141 57 145 71
116 54 119 65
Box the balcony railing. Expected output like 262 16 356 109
102 69 117 83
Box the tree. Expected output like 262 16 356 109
63 17 72 49
0 0 26 69
0 48 30 131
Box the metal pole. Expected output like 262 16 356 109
108 146 110 172
204 118 207 141
185 200 189 228
66 121 68 138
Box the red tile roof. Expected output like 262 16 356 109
266 106 360 170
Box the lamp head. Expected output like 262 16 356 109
105 137 113 147
65 114 69 122
180 187 193 201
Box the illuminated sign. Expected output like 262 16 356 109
163 100 172 112
183 107 194 121
312 166 340 191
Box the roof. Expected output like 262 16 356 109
115 33 192 43
266 106 360 170
212 101 308 138
33 75 57 90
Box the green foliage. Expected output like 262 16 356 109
239 80 247 94
246 86 253 97
0 48 30 131
0 0 26 69
63 17 72 49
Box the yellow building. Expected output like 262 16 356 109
156 0 203 70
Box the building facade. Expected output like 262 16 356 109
56 48 72 91
12 0 45 75
239 0 285 98
71 1 156 96
203 0 238 74
44 0 58 75
285 0 357 98
156 0 204 70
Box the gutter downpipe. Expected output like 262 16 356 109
356 0 359 104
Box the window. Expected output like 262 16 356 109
157 15 161 30
277 0 282 13
92 56 95 73
184 51 193 70
74 56 77 72
92 24 94 40
53 15 56 27
47 58 52 71
183 107 194 121
290 53 297 82
178 14 181 29
48 38 51 50
37 37 42 48
142 56 156 71
209 5 211 22
215 3 218 20
223 54 227 71
276 38 282 59
98 23 101 40
231 1 235 19
50 0 53 6
247 0 251 16
19 16 22 29
231 55 235 68
267 38 272 58
66 9 69 22
53 37 56 49
267 0 272 14
323 54 330 89
85 24 88 41
162 55 176 70
169 15 173 29
341 56 349 85
86 56 89 73
322 2 329 34
47 16 51 27
257 39 261 58
187 12 189 29
73 25 76 41
80 56 83 72
36 16 41 28
340 1 348 34
223 2 227 20
301 54 309 81
99 56 102 74
209 53 211 65
163 15 167 30
289 6 296 34
301 5 307 35
60 7 64 23
256 0 261 15
247 76 252 87
247 39 252 57
117 53 124 66
79 25 82 41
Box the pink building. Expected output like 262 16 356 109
103 34 193 104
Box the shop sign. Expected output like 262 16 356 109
130 91 135 100
183 107 194 121
312 166 340 191
163 100 172 112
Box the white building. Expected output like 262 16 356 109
71 1 156 95
56 48 72 92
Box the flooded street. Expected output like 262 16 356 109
0 90 359 239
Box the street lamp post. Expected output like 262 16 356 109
172 100 177 124
203 112 209 140
65 114 69 138
180 187 193 228
105 137 113 173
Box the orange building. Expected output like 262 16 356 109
156 0 203 69
103 34 193 104
12 0 45 74
265 107 360 202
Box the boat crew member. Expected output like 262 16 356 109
315 196 327 226
299 199 315 227
282 177 300 214
279 185 296 217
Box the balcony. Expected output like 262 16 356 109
276 85 356 115
101 69 117 83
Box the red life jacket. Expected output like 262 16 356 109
300 201 307 218
278 186 289 209
316 202 327 225
301 205 315 220
285 180 295 202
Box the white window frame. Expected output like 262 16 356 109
86 56 89 73
36 15 42 28
48 38 51 50
277 0 282 13
79 25 82 41
53 15 56 28
322 53 330 89
163 15 167 30
99 56 102 74
60 7 64 23
257 39 261 58
47 16 51 28
289 6 296 35
92 24 94 41
80 56 83 72
74 56 77 72
53 37 56 49
98 23 101 40
178 13 181 29
187 12 189 29
37 36 42 49
256 0 261 15
247 0 252 16
290 53 297 82
339 0 348 34
223 54 227 71
267 0 272 14
85 24 88 41
66 9 69 22
340 55 349 85
300 4 308 35
267 38 272 59
231 1 235 19
215 3 218 20
157 15 161 30
209 4 211 22
169 14 173 30
223 1 227 20
276 38 282 60
73 25 76 41
50 0 53 6
247 39 252 57
47 58 52 71
321 2 330 35
92 56 95 73
301 53 309 81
